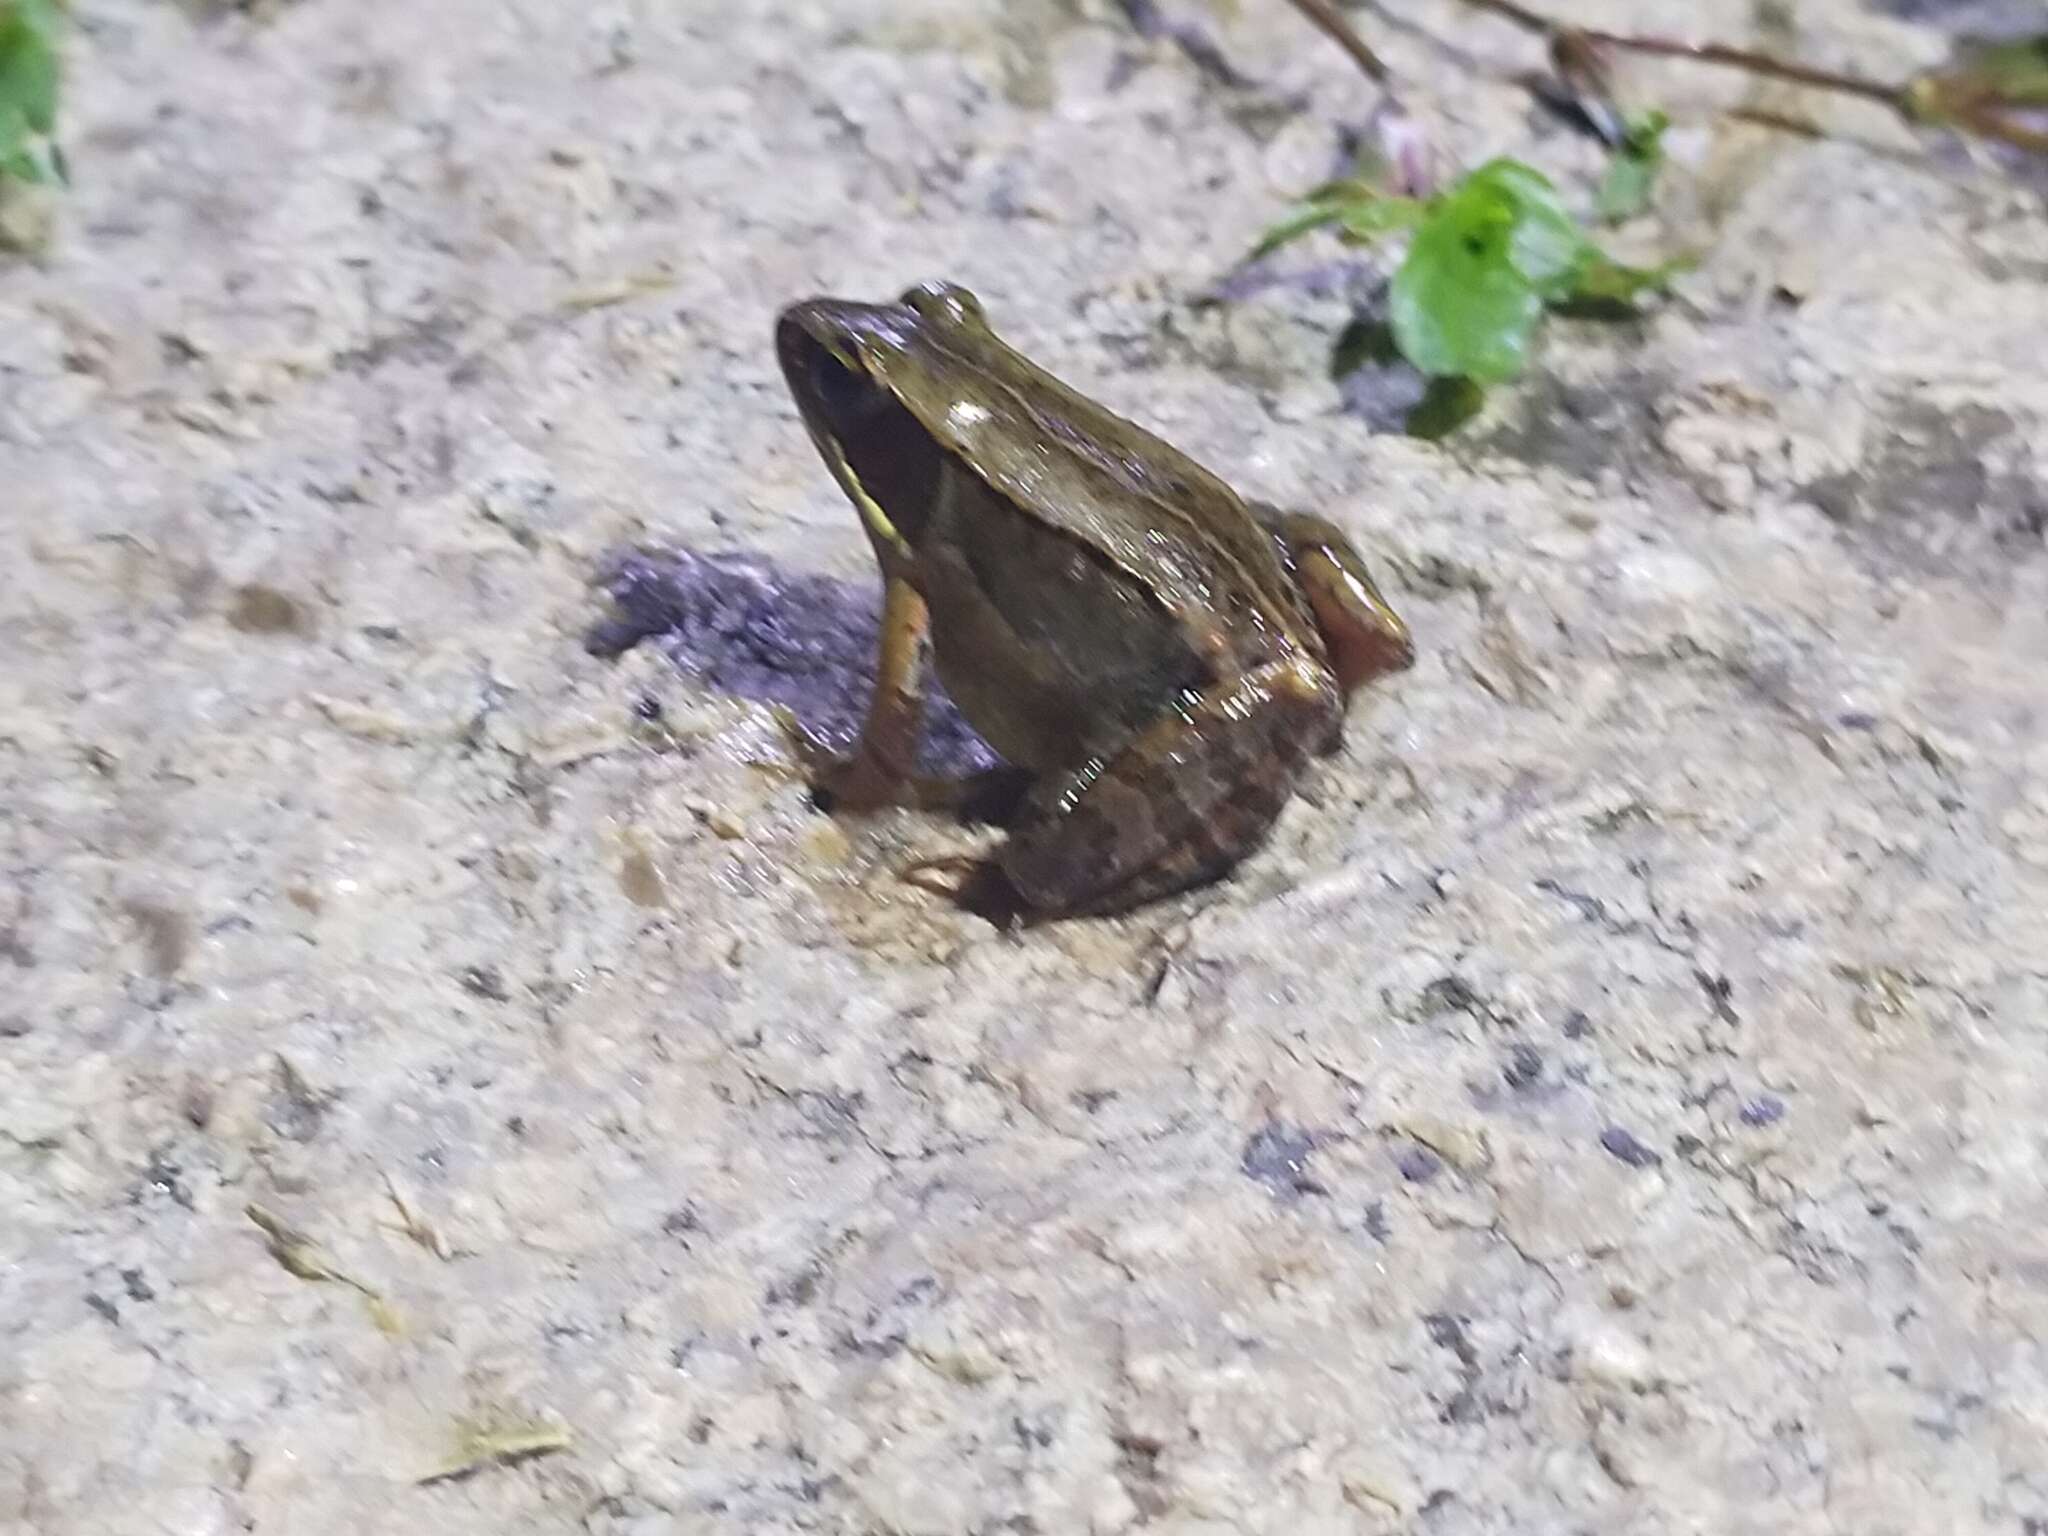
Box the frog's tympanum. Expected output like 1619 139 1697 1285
775 281 1413 920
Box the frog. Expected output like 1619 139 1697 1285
774 281 1413 921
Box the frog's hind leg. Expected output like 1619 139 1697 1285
989 661 1340 919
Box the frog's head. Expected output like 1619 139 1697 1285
774 283 986 421
775 286 982 557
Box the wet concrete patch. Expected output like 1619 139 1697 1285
1800 399 2046 570
1478 366 1671 487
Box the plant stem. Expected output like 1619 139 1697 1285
1284 0 1393 85
1455 0 1902 109
1581 32 1900 108
1954 107 2048 155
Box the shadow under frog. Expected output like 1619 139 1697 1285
586 545 1018 813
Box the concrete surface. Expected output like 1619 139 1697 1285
3 1 2046 1532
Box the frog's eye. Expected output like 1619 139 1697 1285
899 281 984 328
807 342 888 427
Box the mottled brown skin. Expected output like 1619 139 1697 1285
775 281 1414 919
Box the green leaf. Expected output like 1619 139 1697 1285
10 0 64 36
1391 215 1545 382
1467 160 1586 290
1388 159 1591 381
0 3 61 137
3 135 57 183
1596 110 1670 224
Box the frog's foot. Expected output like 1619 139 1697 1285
993 661 1340 918
778 571 935 813
899 850 979 895
780 705 1032 820
899 852 1028 930
775 708 909 813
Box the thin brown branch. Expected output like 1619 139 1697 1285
1952 106 2048 155
1284 0 1393 86
1457 0 1551 32
1453 0 1902 109
1579 32 1901 109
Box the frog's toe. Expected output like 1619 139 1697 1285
898 851 1027 929
949 860 1029 930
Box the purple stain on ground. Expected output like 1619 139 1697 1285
1739 1095 1786 1127
1394 1143 1442 1183
1599 1126 1663 1169
585 547 1001 779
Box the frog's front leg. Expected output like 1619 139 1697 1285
785 572 936 812
790 574 1035 818
985 661 1342 918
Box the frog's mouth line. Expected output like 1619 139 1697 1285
783 328 947 556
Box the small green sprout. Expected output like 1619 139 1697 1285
1255 155 1689 398
1596 110 1670 225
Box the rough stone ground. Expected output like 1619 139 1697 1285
3 1 2046 1532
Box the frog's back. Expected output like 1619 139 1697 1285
917 454 1215 772
880 320 1322 664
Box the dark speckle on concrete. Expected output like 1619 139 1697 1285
457 963 511 1002
1423 1311 1483 1423
1740 1095 1786 1127
121 897 193 979
1503 1043 1543 1092
662 1204 703 1246
1600 1126 1663 1169
136 1147 193 1210
1241 1123 1326 1199
1395 1143 1443 1182
764 1258 824 1310
1418 974 1483 1018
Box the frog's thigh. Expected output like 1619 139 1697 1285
1248 499 1413 696
813 573 934 811
998 663 1335 915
